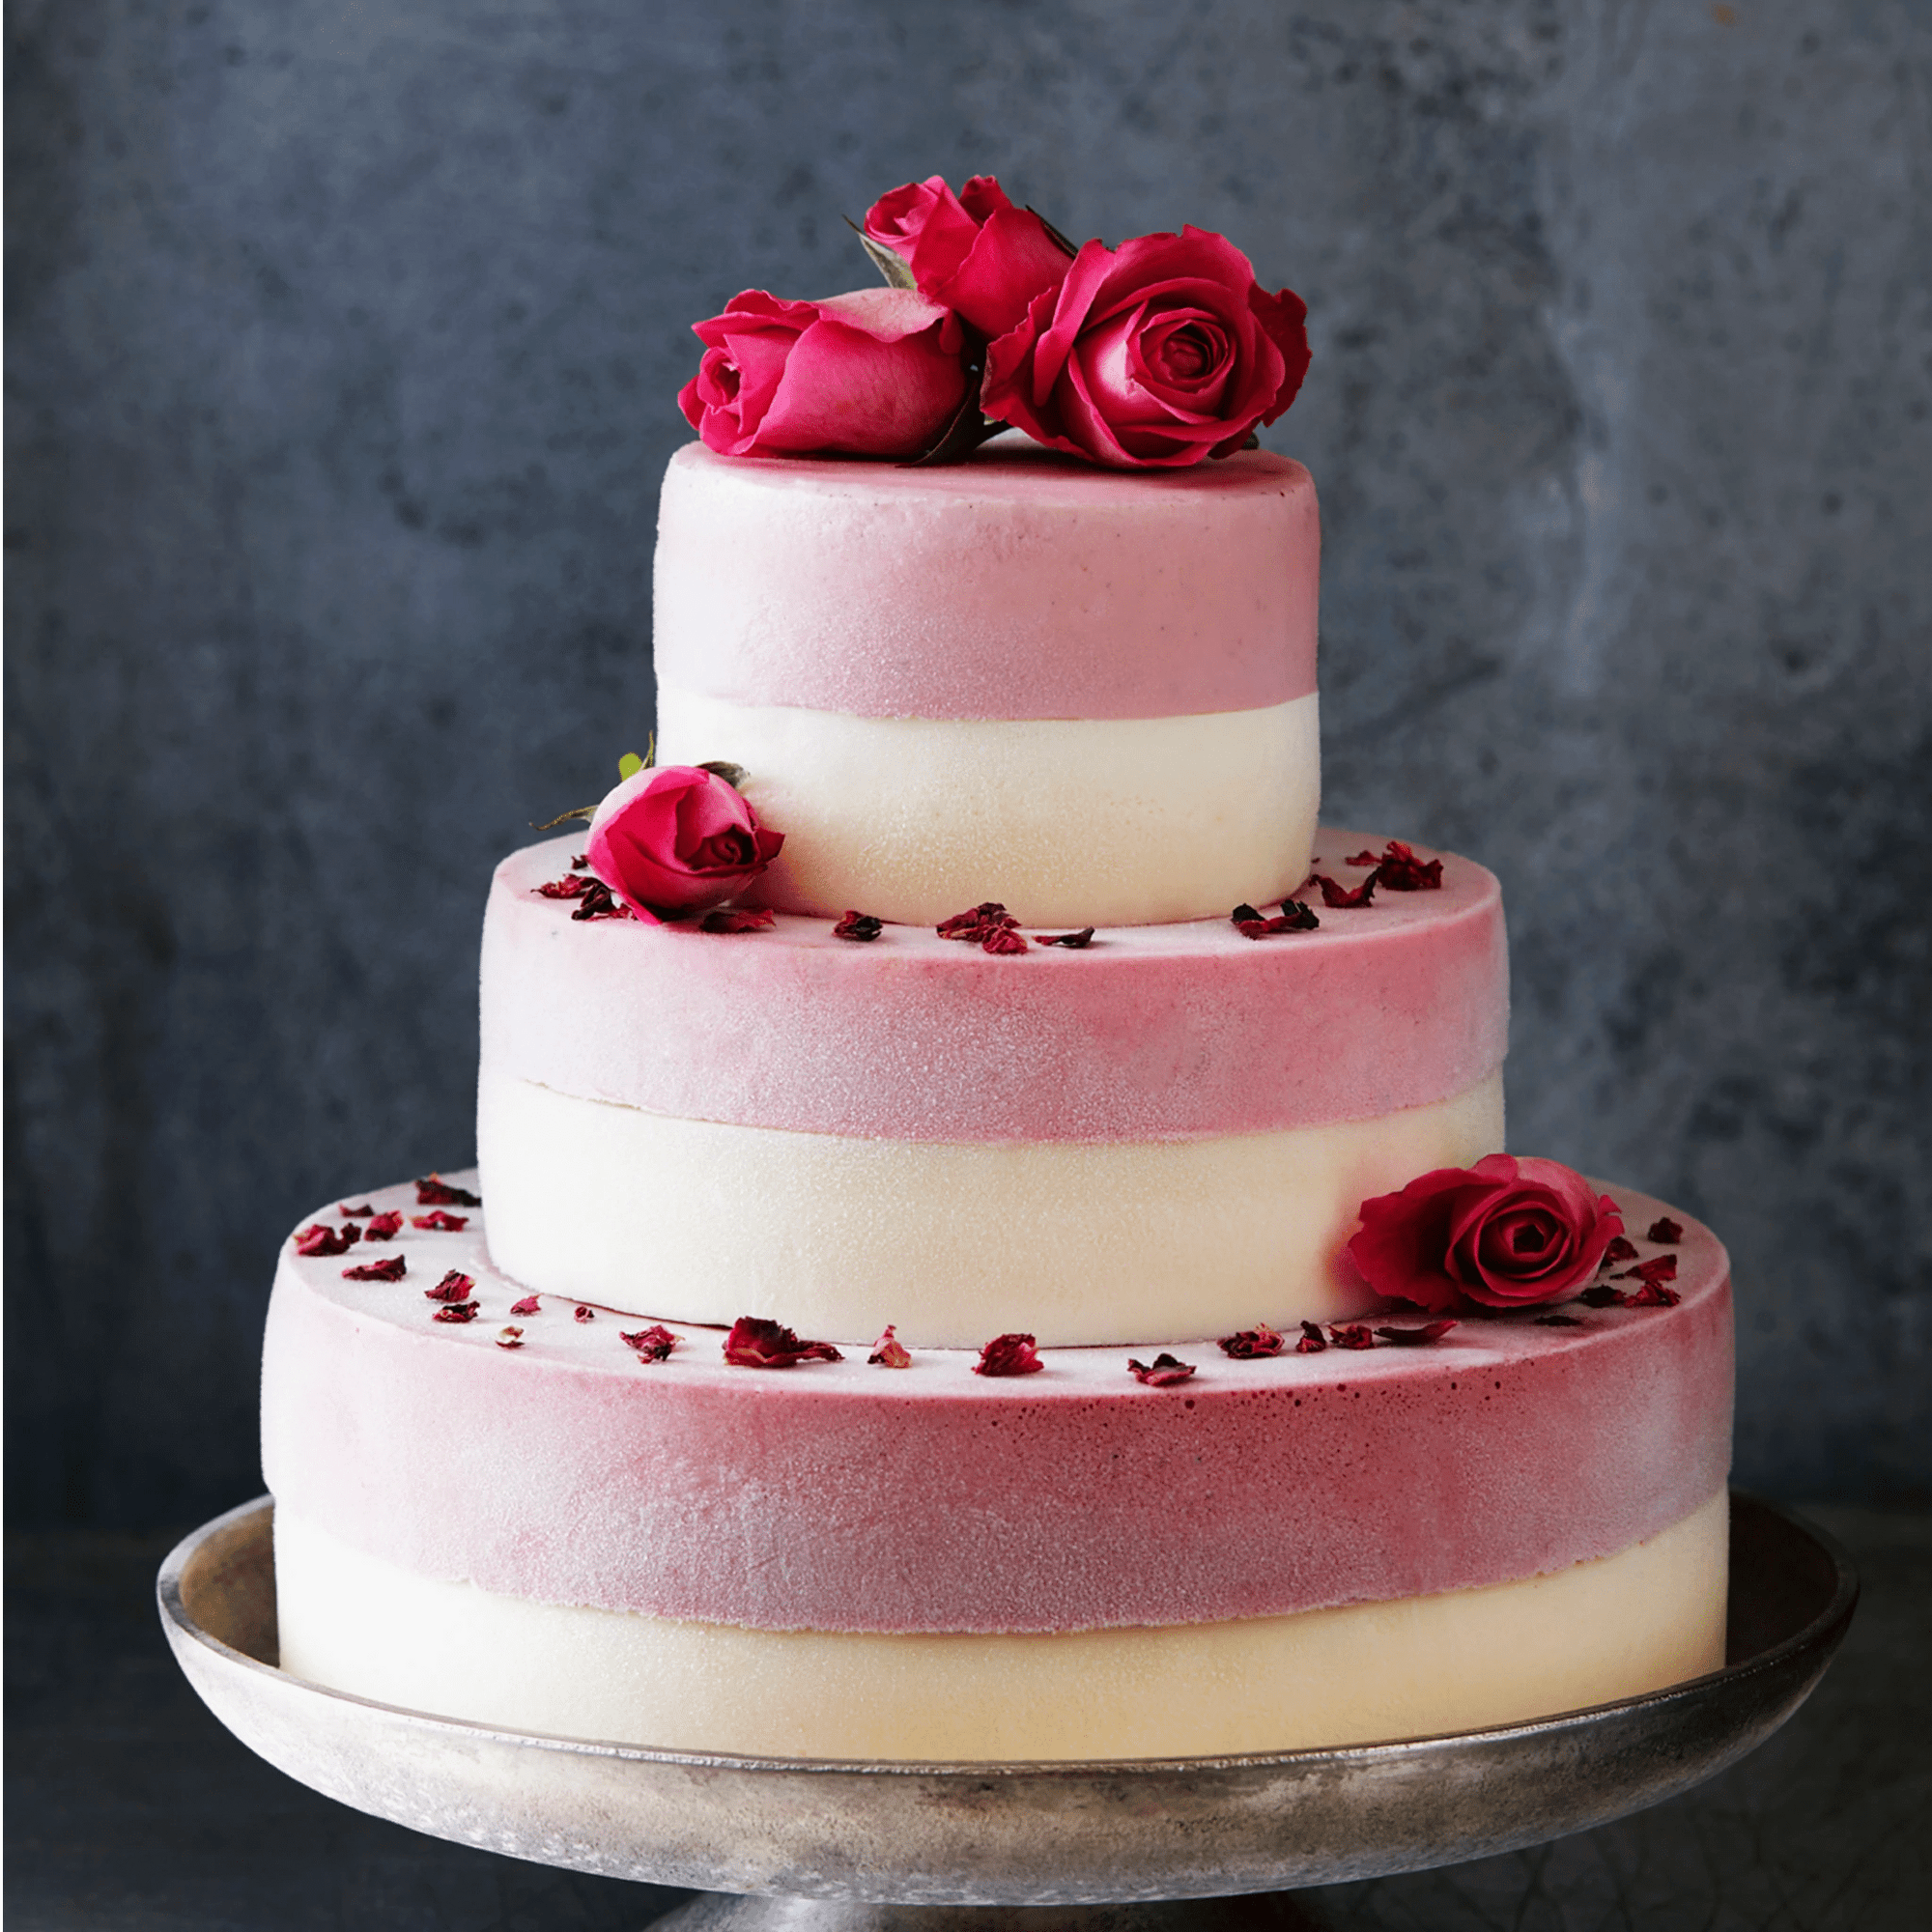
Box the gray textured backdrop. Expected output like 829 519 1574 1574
8 0 1928 1527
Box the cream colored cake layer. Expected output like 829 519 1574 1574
274 1492 1729 1760
653 687 1321 927
476 1070 1505 1348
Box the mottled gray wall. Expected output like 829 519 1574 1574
8 0 1927 1526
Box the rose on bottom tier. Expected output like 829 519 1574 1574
263 1177 1732 1760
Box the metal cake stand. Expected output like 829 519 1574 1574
158 1492 1855 1927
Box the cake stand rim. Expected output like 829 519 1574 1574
156 1488 1856 1779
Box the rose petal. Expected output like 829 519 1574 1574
1218 1322 1287 1358
723 1315 843 1369
973 1332 1044 1377
867 1323 913 1368
1127 1352 1197 1387
342 1255 407 1282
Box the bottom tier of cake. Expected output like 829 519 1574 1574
262 1173 1733 1761
274 1494 1726 1760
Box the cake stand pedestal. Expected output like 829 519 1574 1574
158 1493 1854 1927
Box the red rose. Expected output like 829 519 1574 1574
863 174 1072 340
584 766 783 925
1346 1154 1624 1314
981 227 1311 469
678 287 969 459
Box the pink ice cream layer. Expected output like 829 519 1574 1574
652 437 1320 720
262 1178 1732 1636
484 833 1508 1142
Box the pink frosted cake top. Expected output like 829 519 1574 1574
481 832 1509 1142
263 1176 1733 1635
652 438 1321 720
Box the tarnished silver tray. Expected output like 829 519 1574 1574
158 1492 1854 1923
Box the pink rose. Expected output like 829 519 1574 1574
863 174 1072 339
584 766 783 924
1346 1154 1625 1314
678 287 968 461
981 227 1311 468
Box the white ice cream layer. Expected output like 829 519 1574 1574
653 688 1322 928
274 1492 1729 1760
476 1072 1506 1348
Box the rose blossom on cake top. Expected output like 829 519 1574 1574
981 227 1311 469
678 287 968 460
584 764 782 924
862 174 1072 338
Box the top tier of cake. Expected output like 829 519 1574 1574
652 437 1321 927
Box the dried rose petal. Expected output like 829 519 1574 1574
1632 1282 1683 1307
412 1210 469 1232
337 1202 377 1217
433 1302 479 1323
569 853 589 871
536 875 597 900
980 925 1029 954
867 1323 912 1368
1601 1236 1640 1267
358 1210 403 1241
1534 1314 1584 1326
509 1294 541 1317
570 880 635 921
1218 1321 1287 1358
425 1270 476 1303
1646 1216 1685 1243
497 1326 525 1349
1345 850 1378 867
1579 1283 1633 1309
1327 1322 1378 1350
620 1324 677 1361
974 1332 1043 1377
294 1223 359 1258
1036 927 1095 949
1629 1253 1679 1285
1365 840 1443 891
1310 872 1379 909
938 901 1014 938
1374 1320 1458 1346
723 1315 844 1368
700 907 776 934
833 911 885 941
417 1176 483 1208
342 1255 408 1283
574 1304 596 1322
1229 903 1264 925
1239 903 1321 937
1295 1320 1327 1354
1128 1352 1197 1387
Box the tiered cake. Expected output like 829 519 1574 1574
261 439 1732 1761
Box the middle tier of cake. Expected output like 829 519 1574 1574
478 831 1508 1348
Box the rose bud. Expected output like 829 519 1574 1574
1346 1154 1625 1315
584 765 783 924
981 226 1311 468
678 287 969 460
863 174 1073 340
